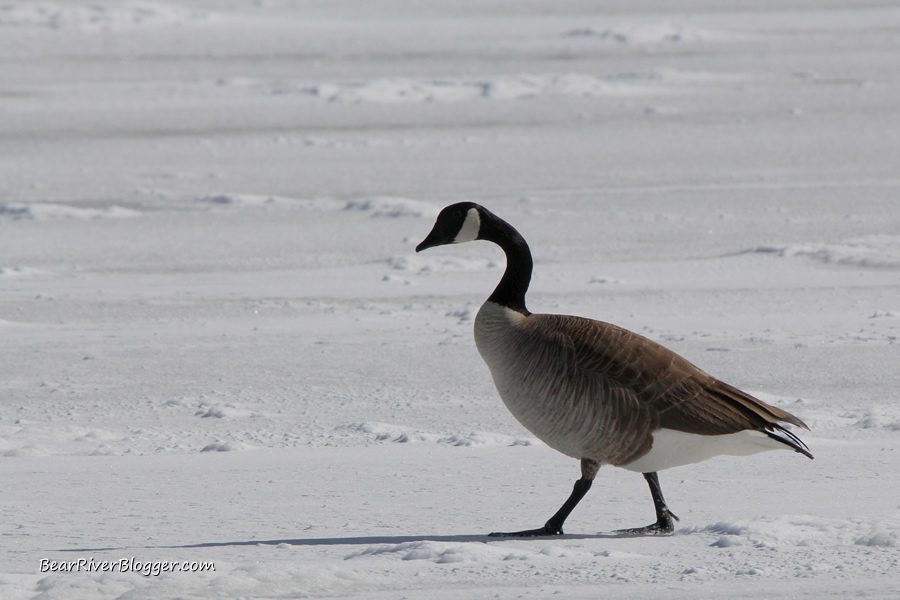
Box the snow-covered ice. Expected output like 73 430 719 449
1 1 899 598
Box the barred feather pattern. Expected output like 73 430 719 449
474 301 811 468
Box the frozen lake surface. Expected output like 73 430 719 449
1 1 899 598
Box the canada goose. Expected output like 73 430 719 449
416 202 813 536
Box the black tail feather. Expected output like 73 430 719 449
763 424 813 459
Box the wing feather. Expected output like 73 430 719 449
527 313 809 459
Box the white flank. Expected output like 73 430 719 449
621 428 789 473
453 207 481 243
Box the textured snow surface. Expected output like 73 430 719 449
0 2 203 30
2 0 900 598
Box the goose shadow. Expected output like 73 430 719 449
172 531 640 549
57 531 650 553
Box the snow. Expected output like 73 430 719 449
287 72 668 104
0 2 203 30
0 202 140 221
2 0 900 598
343 197 439 218
745 236 900 268
560 23 746 44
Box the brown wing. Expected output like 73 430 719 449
532 313 810 439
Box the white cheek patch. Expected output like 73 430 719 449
453 207 481 243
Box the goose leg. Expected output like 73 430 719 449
489 458 599 537
615 472 679 535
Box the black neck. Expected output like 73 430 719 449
480 210 532 315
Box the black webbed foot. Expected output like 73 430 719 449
613 507 679 536
488 522 562 538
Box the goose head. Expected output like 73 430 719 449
416 202 483 252
416 202 533 313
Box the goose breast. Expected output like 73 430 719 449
474 301 657 465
